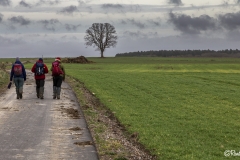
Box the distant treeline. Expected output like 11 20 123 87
115 49 240 58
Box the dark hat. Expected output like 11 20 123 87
39 58 43 62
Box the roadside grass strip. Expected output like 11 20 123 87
0 69 8 88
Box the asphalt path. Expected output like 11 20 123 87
0 71 98 160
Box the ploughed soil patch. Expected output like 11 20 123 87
62 56 93 64
61 108 80 119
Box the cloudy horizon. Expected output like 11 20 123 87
0 0 240 58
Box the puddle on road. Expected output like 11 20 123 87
69 127 82 131
74 141 93 146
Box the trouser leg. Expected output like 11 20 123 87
18 78 24 99
56 76 63 99
16 88 20 99
39 87 44 99
36 80 40 98
14 78 20 99
39 80 45 99
56 87 61 99
53 77 57 99
53 86 57 99
53 76 63 99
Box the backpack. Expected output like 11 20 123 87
13 64 22 76
35 62 44 75
52 61 63 76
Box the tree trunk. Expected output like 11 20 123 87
101 51 104 58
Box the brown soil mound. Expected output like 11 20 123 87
62 56 93 64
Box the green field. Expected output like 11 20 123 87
65 57 240 159
2 57 240 159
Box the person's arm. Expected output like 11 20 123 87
22 64 27 81
61 65 65 81
10 65 14 81
44 64 49 73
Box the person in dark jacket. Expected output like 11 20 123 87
51 57 65 99
10 57 27 99
31 58 49 99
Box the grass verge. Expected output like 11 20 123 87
66 76 156 160
0 69 10 95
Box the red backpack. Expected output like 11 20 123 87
13 64 22 76
52 61 63 76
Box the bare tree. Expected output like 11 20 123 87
84 23 117 58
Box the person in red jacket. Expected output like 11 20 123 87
31 58 49 99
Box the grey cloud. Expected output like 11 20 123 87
130 4 141 12
0 13 3 23
0 0 10 6
120 20 127 25
19 0 31 8
124 19 146 29
218 12 240 30
8 16 31 26
78 0 85 6
101 3 126 14
123 31 147 39
78 0 93 6
61 35 78 41
147 19 161 26
222 0 229 6
0 36 25 47
102 4 123 9
169 12 217 34
59 5 78 15
36 0 60 6
65 24 81 31
38 19 60 31
168 0 183 6
226 30 240 41
86 6 92 13
123 31 158 39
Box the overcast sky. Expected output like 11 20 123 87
0 0 240 58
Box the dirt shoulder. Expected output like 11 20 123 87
67 77 157 160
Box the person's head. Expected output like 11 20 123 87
55 57 61 62
39 58 43 62
16 57 20 62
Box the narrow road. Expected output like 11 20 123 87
0 71 98 160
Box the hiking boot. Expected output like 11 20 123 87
17 94 20 99
19 94 22 99
36 88 40 98
53 86 57 99
16 89 19 99
19 87 23 99
56 87 61 99
39 87 44 99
